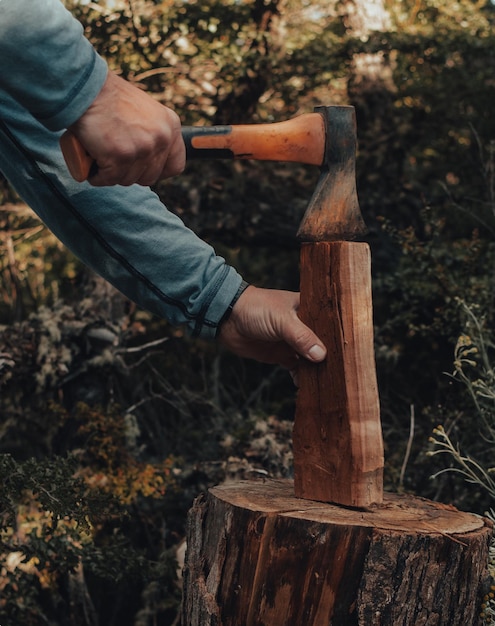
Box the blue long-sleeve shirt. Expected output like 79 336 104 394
0 0 108 130
0 0 244 338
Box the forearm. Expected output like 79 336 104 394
0 0 107 130
0 92 241 338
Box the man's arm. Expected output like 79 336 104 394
0 1 326 368
0 89 326 369
0 0 184 186
0 0 107 130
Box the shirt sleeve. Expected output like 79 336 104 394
0 0 108 131
0 89 244 339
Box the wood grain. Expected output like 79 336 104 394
293 241 384 507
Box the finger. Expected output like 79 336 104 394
88 166 121 187
89 167 136 187
87 133 184 187
276 292 326 362
242 341 299 370
87 154 134 186
158 137 186 180
90 156 154 187
136 158 170 187
282 317 327 363
137 146 185 185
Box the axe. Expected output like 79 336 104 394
60 106 366 241
60 106 384 508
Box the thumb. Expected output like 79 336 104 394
284 317 327 363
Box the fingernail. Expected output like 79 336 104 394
308 344 326 362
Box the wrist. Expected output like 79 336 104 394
216 280 250 337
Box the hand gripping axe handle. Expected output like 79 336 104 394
60 105 367 242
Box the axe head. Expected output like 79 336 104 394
297 105 367 242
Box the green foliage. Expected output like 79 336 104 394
0 203 82 323
372 204 495 502
348 2 495 233
427 301 495 505
66 0 347 123
0 248 290 623
0 399 181 624
426 302 495 624
0 394 181 624
0 282 184 623
0 454 95 533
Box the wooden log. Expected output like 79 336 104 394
182 479 492 626
293 241 384 507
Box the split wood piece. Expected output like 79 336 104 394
182 479 492 626
293 241 384 507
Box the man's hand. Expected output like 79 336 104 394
68 72 186 186
218 286 326 372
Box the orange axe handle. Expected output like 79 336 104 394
59 113 325 182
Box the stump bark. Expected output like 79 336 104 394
183 479 492 626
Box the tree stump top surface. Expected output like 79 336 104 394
210 478 487 536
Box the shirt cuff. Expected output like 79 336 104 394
215 280 250 338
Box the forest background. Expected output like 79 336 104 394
1 0 495 624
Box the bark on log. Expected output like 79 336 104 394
183 479 492 626
294 241 384 507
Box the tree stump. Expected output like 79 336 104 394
183 479 492 626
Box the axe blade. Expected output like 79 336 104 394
296 105 367 242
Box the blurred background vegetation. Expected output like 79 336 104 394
1 0 495 623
